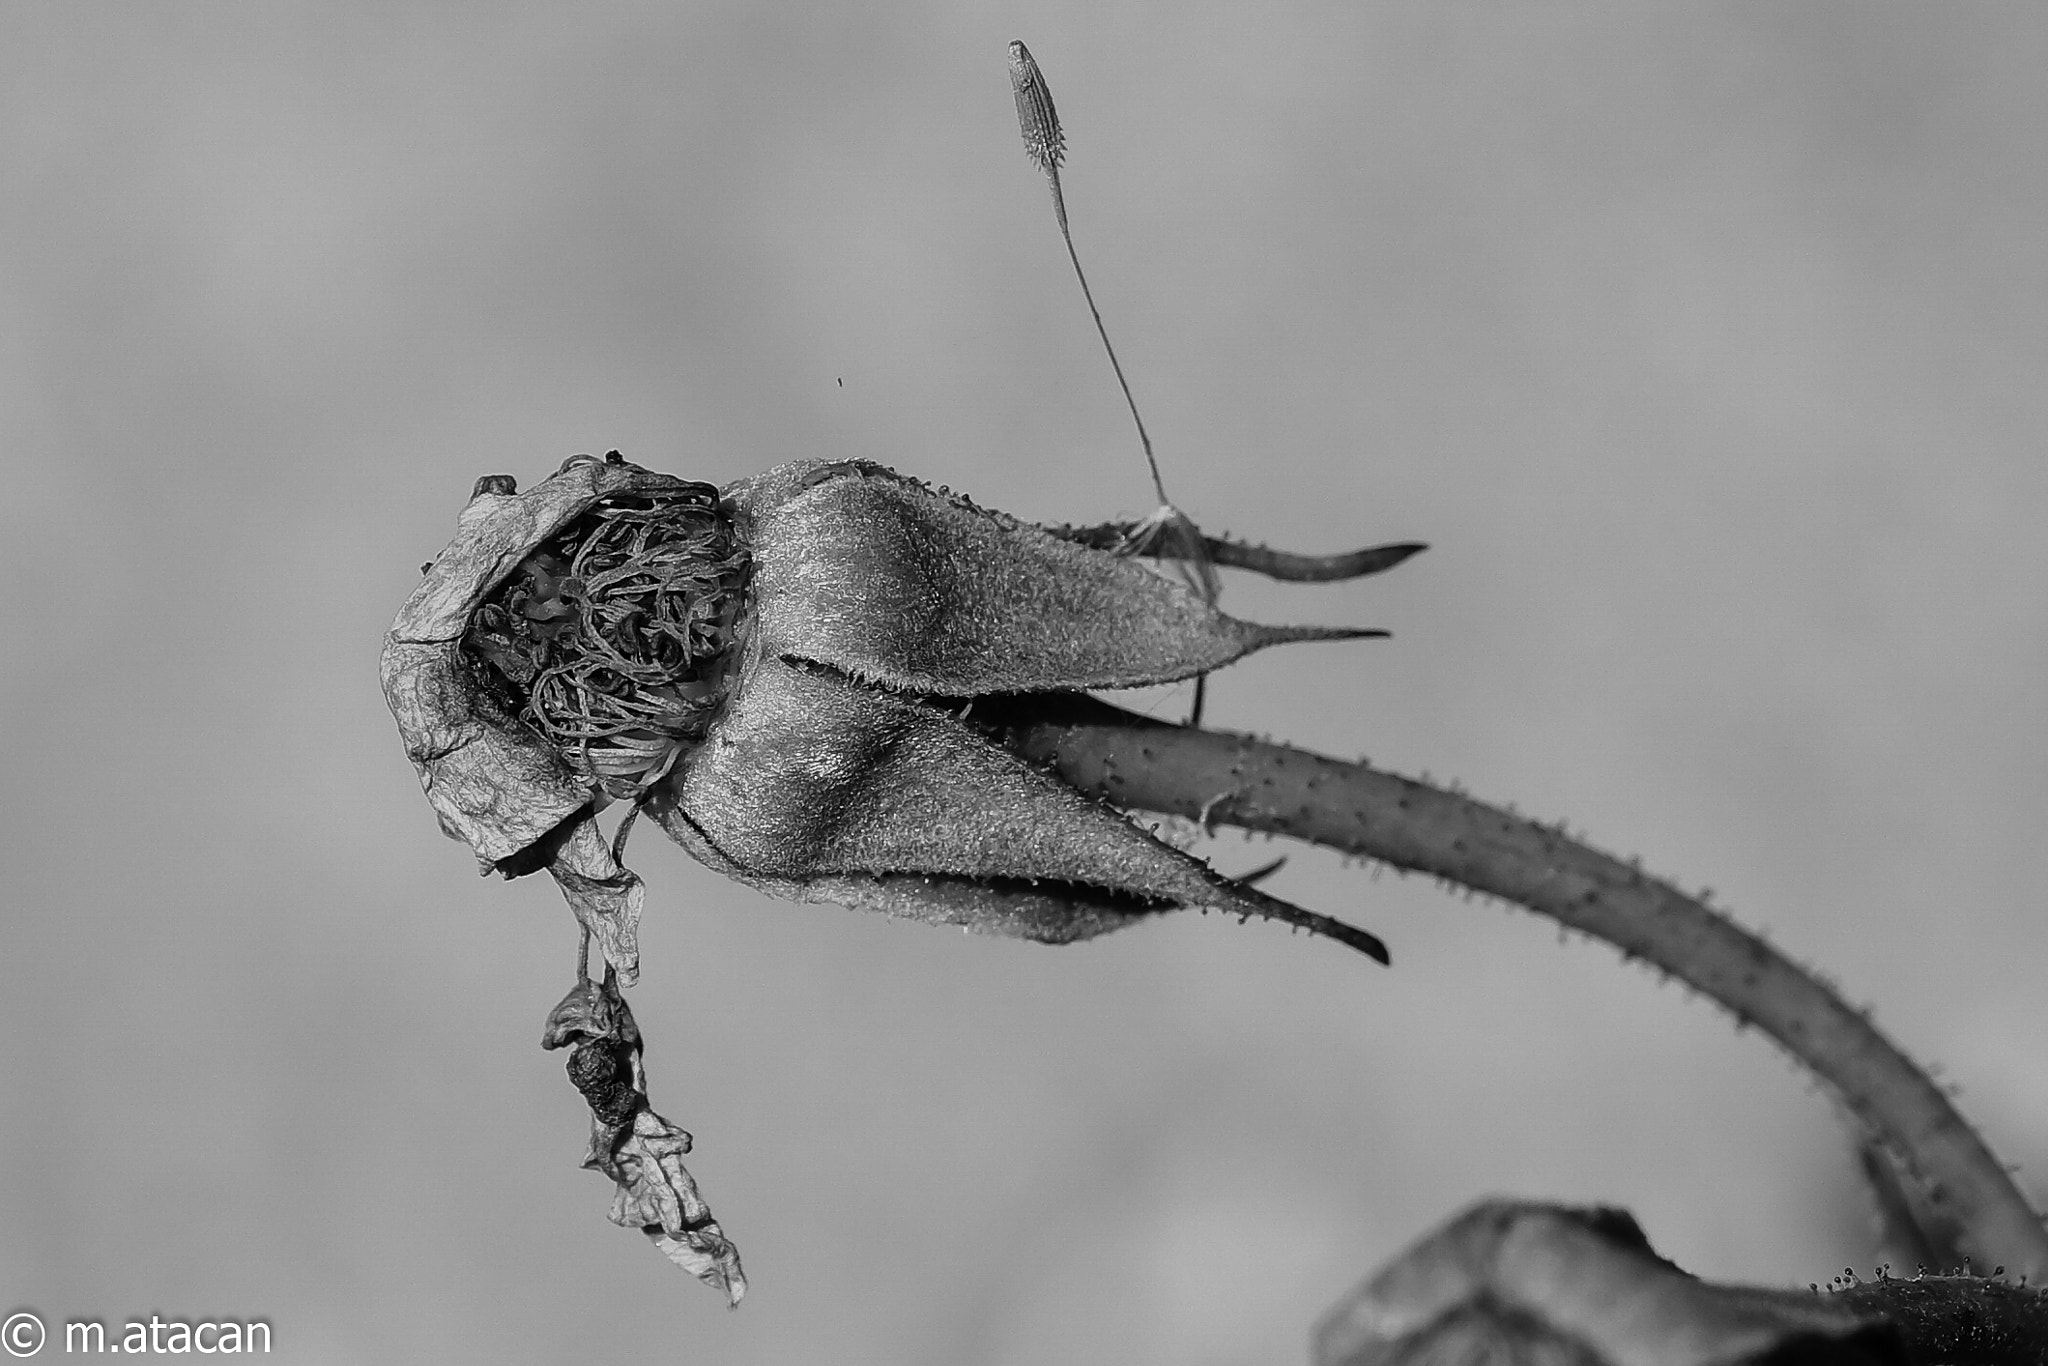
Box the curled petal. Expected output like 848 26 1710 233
543 813 644 986
382 456 698 869
606 1109 747 1307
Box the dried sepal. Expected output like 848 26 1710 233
1048 519 1429 584
728 461 1374 695
652 653 1388 960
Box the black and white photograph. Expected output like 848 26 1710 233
4 6 2045 1362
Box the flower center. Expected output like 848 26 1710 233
464 485 749 800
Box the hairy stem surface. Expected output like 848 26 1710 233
999 696 2048 1279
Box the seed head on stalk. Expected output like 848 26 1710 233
1007 41 1222 717
1008 40 1068 223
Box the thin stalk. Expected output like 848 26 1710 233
1053 196 1167 507
1009 41 1226 723
997 695 2048 1281
1009 40 1168 507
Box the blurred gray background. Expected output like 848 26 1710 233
4 4 2044 1363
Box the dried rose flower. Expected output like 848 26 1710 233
382 450 1401 1295
385 451 1392 981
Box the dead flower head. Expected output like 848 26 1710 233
382 450 1407 1300
384 451 1392 987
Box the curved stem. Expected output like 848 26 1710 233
997 696 2048 1280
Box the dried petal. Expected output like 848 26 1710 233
604 1111 745 1306
543 812 644 986
544 970 744 1305
540 973 632 1051
382 455 703 868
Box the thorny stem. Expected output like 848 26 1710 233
999 696 2048 1281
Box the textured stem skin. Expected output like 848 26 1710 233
1000 697 2048 1281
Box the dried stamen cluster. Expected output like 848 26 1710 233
463 485 748 801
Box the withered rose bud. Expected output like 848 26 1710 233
383 452 1391 982
384 450 1401 1302
382 453 707 984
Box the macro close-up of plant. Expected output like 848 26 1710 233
388 443 2048 1358
9 9 2047 1365
376 41 2046 1364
